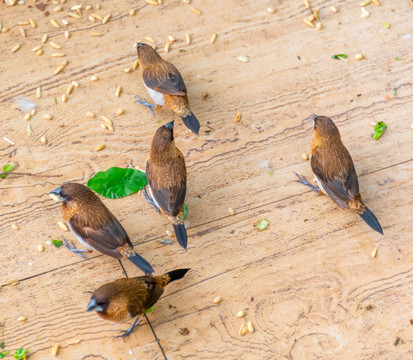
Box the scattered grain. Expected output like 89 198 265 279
372 0 381 5
67 339 81 345
37 244 44 252
69 12 81 19
62 19 69 26
42 33 48 43
54 60 68 75
88 15 96 22
123 68 131 73
238 324 248 336
37 49 43 55
44 114 53 120
116 108 124 116
3 137 15 145
27 125 33 136
133 59 140 70
186 33 191 44
8 279 20 286
165 42 170 53
31 109 36 116
66 84 74 95
95 4 101 10
303 18 315 28
95 144 105 151
145 36 156 43
183 0 191 4
190 7 202 15
168 35 175 42
166 229 175 237
40 135 47 144
304 0 310 9
361 7 370 17
316 22 322 31
330 6 338 13
213 296 221 304
102 13 111 24
234 112 242 122
247 321 254 333
65 31 70 39
237 56 250 63
17 21 29 25
72 80 79 87
313 8 319 21
86 5 92 10
146 0 159 5
210 33 217 44
115 86 122 97
90 32 102 36
227 207 235 216
1 27 10 33
50 19 61 28
19 27 26 37
18 317 27 322
360 0 371 6
355 54 364 60
62 94 68 103
308 14 315 22
57 221 68 231
90 75 99 81
370 122 377 126
101 115 112 125
11 43 22 53
129 9 135 16
302 152 309 161
266 7 275 14
50 41 62 49
52 53 65 57
32 45 43 52
86 111 95 118
51 343 59 356
371 247 378 258
54 5 62 12
24 113 32 121
11 224 20 231
237 310 246 318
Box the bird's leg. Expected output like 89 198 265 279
143 187 160 214
294 172 320 192
135 95 156 117
116 316 143 339
62 236 88 259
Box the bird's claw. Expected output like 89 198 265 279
143 187 160 214
62 236 88 259
294 172 320 192
115 317 143 339
135 95 156 117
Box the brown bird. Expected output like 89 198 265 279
50 183 154 274
86 268 190 338
144 120 188 249
136 42 200 134
296 115 383 234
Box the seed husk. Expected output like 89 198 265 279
57 221 68 231
67 339 81 345
50 41 62 49
361 7 370 17
44 114 53 121
52 53 65 57
247 321 254 333
71 4 82 10
210 33 217 44
40 136 47 144
186 33 191 45
29 18 37 28
32 45 43 52
18 316 27 322
116 108 124 116
11 43 22 53
266 7 275 14
372 0 381 5
54 61 68 75
303 18 315 28
51 343 59 356
168 35 175 42
371 247 378 258
115 86 122 97
101 115 112 125
65 31 70 39
90 32 103 37
146 0 159 5
227 207 235 216
165 42 170 53
133 59 140 70
69 12 81 19
1 27 10 33
27 125 33 136
129 9 136 16
302 152 309 161
86 111 95 118
238 324 248 336
91 13 102 20
42 33 48 43
37 244 44 252
313 8 319 21
72 80 80 87
37 49 43 56
360 0 371 6
145 36 156 43
62 94 68 103
237 310 246 318
66 84 74 95
304 0 310 9
54 5 62 12
123 68 131 73
213 296 221 304
20 27 26 37
316 22 322 31
50 19 61 28
11 224 20 231
355 54 364 60
95 144 105 151
237 56 250 63
88 15 96 22
190 7 202 15
90 75 99 81
234 112 242 122
102 13 111 24
24 113 31 121
330 6 338 13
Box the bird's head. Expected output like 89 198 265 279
312 115 341 141
136 42 162 66
86 293 109 313
50 183 95 205
151 121 175 152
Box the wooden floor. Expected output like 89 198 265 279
1 0 413 359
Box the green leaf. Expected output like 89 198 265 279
1 164 14 179
14 348 28 359
51 239 64 248
0 351 9 359
145 305 155 313
204 130 211 133
178 49 185 52
332 54 348 60
183 204 188 221
254 219 270 231
87 167 148 199
394 57 402 61
383 22 391 29
372 121 387 140
392 87 397 96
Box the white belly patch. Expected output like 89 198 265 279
144 82 165 106
314 175 327 195
67 222 95 250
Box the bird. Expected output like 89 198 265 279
295 115 383 234
144 120 188 249
49 183 154 274
135 42 200 135
86 268 190 338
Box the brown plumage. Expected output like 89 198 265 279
86 268 190 338
297 115 383 234
145 121 188 249
50 183 154 274
136 42 200 134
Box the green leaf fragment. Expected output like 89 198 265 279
0 351 9 359
204 130 211 133
51 239 64 248
14 348 29 359
1 164 14 178
178 49 185 52
87 167 148 199
332 54 348 60
392 88 397 96
383 22 391 29
254 219 270 231
372 121 387 140
183 204 188 221
394 57 402 61
145 305 155 313
54 97 58 104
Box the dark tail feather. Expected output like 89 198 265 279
166 268 190 283
127 252 154 275
181 113 200 134
359 206 383 235
173 224 188 249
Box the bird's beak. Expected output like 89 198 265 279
164 121 174 129
312 114 318 128
86 298 104 312
50 187 64 202
137 42 143 48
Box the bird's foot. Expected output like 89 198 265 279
294 172 320 192
135 95 156 117
62 236 88 259
115 317 143 339
143 187 160 214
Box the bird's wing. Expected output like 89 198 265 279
126 278 165 315
68 212 130 257
311 146 359 209
143 62 186 96
146 155 186 217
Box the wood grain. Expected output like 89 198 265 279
1 0 413 359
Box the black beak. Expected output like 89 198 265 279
86 297 103 312
137 42 143 48
164 121 174 129
312 114 318 128
50 187 64 201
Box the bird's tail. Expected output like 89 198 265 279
165 268 190 284
359 206 383 235
181 113 200 134
173 224 188 249
127 252 154 275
